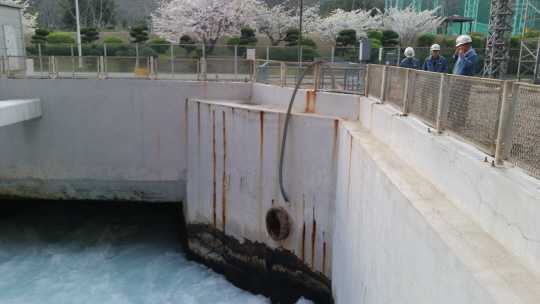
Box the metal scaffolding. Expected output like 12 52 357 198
484 0 515 79
433 0 445 14
517 0 540 81
412 0 421 11
385 0 392 11
395 0 403 9
513 0 527 35
464 0 480 32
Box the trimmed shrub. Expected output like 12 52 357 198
31 28 49 44
35 28 49 36
381 30 399 47
129 25 149 43
370 38 382 48
81 27 99 43
301 38 316 47
47 33 76 44
26 44 38 55
284 28 300 46
440 38 455 48
103 35 125 43
510 36 520 49
367 31 383 41
180 35 196 55
417 34 434 47
138 47 159 58
227 37 242 54
147 38 170 53
336 29 357 47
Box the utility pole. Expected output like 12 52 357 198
298 0 303 63
75 0 83 68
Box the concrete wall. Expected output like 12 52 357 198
185 99 338 276
0 80 251 201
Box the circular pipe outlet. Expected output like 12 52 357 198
265 207 291 241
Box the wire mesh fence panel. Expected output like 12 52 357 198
445 75 503 155
367 64 384 100
320 63 366 94
385 66 408 109
155 59 199 81
5 56 52 79
507 84 540 177
104 57 150 79
55 56 100 79
408 70 442 127
284 62 314 89
204 59 253 82
256 60 282 86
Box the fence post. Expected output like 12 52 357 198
397 46 401 67
0 55 4 79
201 58 207 81
38 43 44 78
380 65 388 102
495 81 515 164
365 64 370 96
71 44 75 78
436 73 448 134
149 57 154 80
51 56 56 79
403 69 414 114
235 45 238 80
280 61 287 87
135 44 139 68
331 46 334 63
313 63 320 92
267 46 269 60
170 43 175 79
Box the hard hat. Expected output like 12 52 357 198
430 44 441 51
456 35 472 46
456 35 463 44
404 47 415 58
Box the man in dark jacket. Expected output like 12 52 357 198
422 44 448 73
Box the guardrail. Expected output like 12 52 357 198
1 55 537 178
369 63 540 178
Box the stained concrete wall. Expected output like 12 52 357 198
185 99 338 276
0 80 251 201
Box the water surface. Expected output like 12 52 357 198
0 201 313 304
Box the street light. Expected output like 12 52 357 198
75 0 83 68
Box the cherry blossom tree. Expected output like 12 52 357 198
383 5 444 47
254 3 320 46
3 0 38 35
151 0 259 52
317 8 382 46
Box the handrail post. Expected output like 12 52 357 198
495 81 516 164
280 61 287 87
313 62 320 92
0 55 4 79
380 65 388 102
365 64 370 96
402 68 411 113
436 73 448 134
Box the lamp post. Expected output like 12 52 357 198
75 0 83 68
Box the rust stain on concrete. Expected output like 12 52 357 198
301 222 306 264
305 91 317 113
222 111 227 234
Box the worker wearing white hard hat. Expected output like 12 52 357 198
422 44 448 73
399 47 420 69
453 35 478 76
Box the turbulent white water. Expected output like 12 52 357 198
0 202 313 304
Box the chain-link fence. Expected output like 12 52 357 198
408 70 443 127
505 83 540 177
154 59 199 81
104 57 150 79
384 66 408 110
256 60 282 86
203 58 253 82
320 63 366 95
55 56 101 79
367 65 384 100
445 76 503 154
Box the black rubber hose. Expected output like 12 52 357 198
279 61 323 203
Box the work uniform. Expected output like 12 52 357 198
453 48 478 76
399 58 420 69
422 55 448 73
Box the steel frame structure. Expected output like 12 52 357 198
464 0 480 32
484 0 515 79
517 0 540 81
412 0 421 11
513 0 527 35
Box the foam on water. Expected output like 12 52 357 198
0 202 313 304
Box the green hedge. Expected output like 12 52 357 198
47 33 76 44
103 35 125 43
26 44 128 56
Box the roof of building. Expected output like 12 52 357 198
0 1 23 9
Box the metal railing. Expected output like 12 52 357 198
369 63 540 179
2 54 539 178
